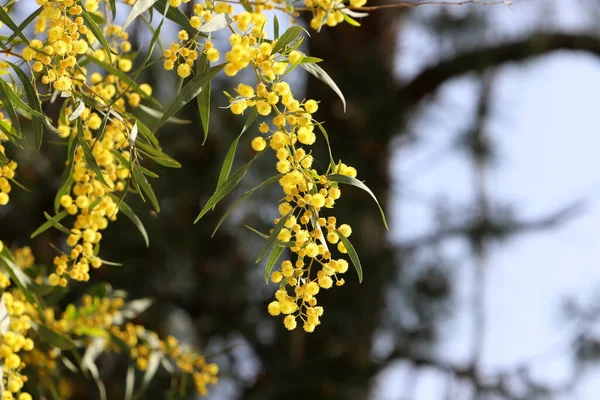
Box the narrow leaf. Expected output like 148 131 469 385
264 245 285 284
212 174 282 237
197 54 211 144
7 61 44 149
132 165 160 212
108 195 149 247
194 153 261 223
272 26 304 54
81 9 113 63
123 0 160 30
255 212 292 264
216 107 258 187
34 323 77 350
301 62 346 112
336 231 363 283
0 6 29 43
153 63 225 133
327 174 389 230
31 211 68 238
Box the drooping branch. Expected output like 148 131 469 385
383 33 600 131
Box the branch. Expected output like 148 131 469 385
400 199 585 250
384 33 600 129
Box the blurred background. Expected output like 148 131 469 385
5 0 600 398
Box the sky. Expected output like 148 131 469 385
373 0 600 398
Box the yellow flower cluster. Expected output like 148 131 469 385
0 119 17 206
0 290 35 400
18 2 155 286
157 2 362 331
48 106 133 286
304 0 368 30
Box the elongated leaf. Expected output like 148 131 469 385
244 225 295 247
336 231 363 283
301 62 346 112
264 245 285 284
314 121 335 169
7 61 44 150
327 174 389 230
135 142 181 168
108 195 149 247
43 211 71 235
112 298 153 324
255 212 292 263
81 337 108 400
0 251 40 309
81 9 113 64
342 12 361 27
197 54 211 144
272 26 304 54
153 63 225 133
125 362 135 400
0 6 29 43
31 211 68 238
273 15 280 40
89 58 161 107
152 0 196 31
194 153 261 223
132 165 160 212
77 120 111 187
198 13 232 33
108 0 117 20
217 108 258 187
34 322 77 350
70 100 85 121
7 6 43 43
138 104 190 124
212 174 282 237
0 79 20 135
123 0 160 30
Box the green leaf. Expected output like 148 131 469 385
135 142 181 168
255 212 292 263
273 15 280 40
194 152 262 223
0 250 40 309
54 176 74 214
153 63 225 133
152 0 197 32
212 174 282 237
33 323 77 350
74 326 109 338
0 6 29 43
7 62 44 150
123 0 160 30
197 54 211 144
81 9 113 64
0 79 20 135
272 26 304 55
216 107 258 187
108 195 150 247
314 121 335 169
132 165 160 212
7 6 43 43
264 245 285 284
43 211 72 235
342 13 361 27
108 0 117 20
31 211 68 238
77 120 111 187
138 104 191 125
327 174 389 230
301 62 347 112
336 230 362 283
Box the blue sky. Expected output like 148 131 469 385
375 0 600 398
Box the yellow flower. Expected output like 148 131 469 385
251 137 266 152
